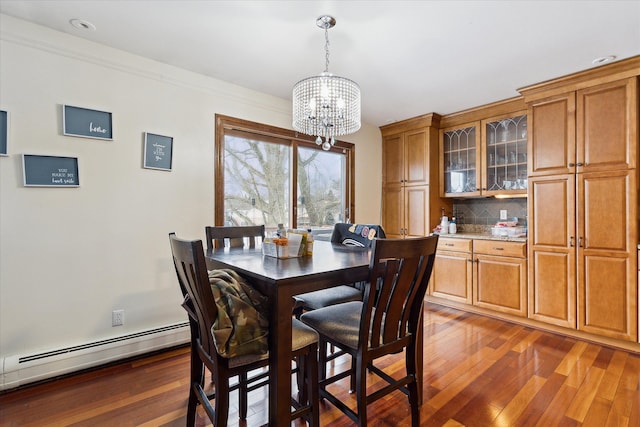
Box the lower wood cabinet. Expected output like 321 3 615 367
473 240 527 317
430 238 527 316
430 238 473 304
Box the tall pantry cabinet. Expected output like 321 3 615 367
380 114 451 239
521 59 639 342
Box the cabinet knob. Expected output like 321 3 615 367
568 162 575 167
570 236 575 247
579 237 584 247
576 162 584 167
493 247 504 251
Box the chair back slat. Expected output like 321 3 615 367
169 233 219 357
362 236 438 350
205 225 265 250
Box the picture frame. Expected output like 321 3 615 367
143 132 173 171
62 105 113 140
22 154 80 187
0 110 8 156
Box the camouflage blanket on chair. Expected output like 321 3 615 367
208 269 269 358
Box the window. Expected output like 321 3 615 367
215 115 355 233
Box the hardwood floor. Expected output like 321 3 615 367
1 303 639 426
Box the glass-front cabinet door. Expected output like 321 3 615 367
481 113 528 196
441 122 481 197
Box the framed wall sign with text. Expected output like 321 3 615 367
63 105 112 140
143 132 173 171
22 154 80 187
0 110 8 156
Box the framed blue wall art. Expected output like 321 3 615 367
143 132 173 171
63 105 113 140
22 154 80 187
0 110 8 156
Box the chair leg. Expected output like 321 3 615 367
354 356 368 427
186 377 202 426
407 379 420 427
318 338 328 381
187 347 204 426
238 372 248 419
214 379 230 427
306 343 320 427
296 355 307 404
406 343 420 427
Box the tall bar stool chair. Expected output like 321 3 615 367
169 232 319 426
300 235 438 427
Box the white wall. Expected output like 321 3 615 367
0 14 382 371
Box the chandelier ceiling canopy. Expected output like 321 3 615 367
292 15 361 151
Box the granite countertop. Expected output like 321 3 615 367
434 231 527 243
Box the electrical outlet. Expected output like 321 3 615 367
112 309 124 326
500 210 508 220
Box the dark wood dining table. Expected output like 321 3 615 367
205 240 371 426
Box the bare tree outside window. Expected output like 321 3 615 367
297 147 346 228
216 115 354 234
224 135 290 228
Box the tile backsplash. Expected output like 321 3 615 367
450 198 527 232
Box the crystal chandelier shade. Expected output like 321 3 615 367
292 16 361 150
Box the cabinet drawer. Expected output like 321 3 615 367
437 238 472 253
473 240 526 258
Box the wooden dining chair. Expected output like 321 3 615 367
292 223 385 317
169 232 319 427
300 235 438 427
205 225 265 251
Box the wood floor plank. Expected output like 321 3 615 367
581 396 614 427
493 374 547 425
536 383 579 427
555 340 589 376
565 366 605 422
598 350 629 401
565 343 601 389
1 303 639 427
513 371 568 426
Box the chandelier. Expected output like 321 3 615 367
292 15 361 151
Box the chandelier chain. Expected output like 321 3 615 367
324 26 330 73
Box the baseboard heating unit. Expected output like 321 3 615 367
1 322 189 391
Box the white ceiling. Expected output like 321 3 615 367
1 1 639 127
